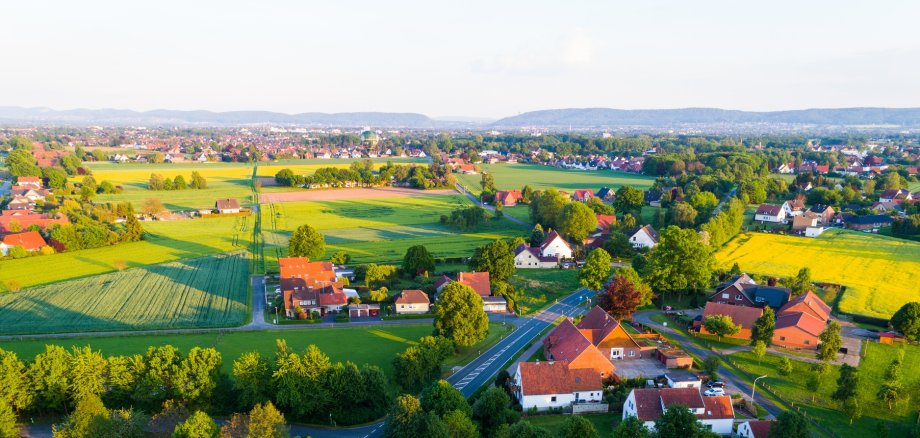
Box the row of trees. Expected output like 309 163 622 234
275 160 458 190
147 172 208 191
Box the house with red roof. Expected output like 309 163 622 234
16 176 41 188
737 420 774 438
494 190 522 206
543 319 615 378
394 289 430 314
754 204 786 223
1 231 47 256
0 211 69 234
571 189 595 202
278 257 346 317
513 360 604 412
458 271 491 297
623 387 734 435
695 302 764 340
577 306 644 360
773 291 831 349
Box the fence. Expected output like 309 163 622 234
572 403 609 415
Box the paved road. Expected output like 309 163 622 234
250 275 269 328
454 183 531 228
448 288 596 397
633 311 782 417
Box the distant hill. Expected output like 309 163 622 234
0 106 438 128
492 107 920 128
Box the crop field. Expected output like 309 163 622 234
259 194 525 270
80 162 255 210
715 229 920 319
0 216 251 289
456 163 656 194
0 252 249 335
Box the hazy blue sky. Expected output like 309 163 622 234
2 0 918 118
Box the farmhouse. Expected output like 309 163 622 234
458 271 491 297
513 243 559 268
709 275 791 309
7 196 35 211
791 211 820 232
393 289 430 314
773 291 832 349
543 319 615 377
0 211 69 234
494 190 522 206
629 225 658 249
215 198 241 214
754 204 786 223
279 257 347 317
879 188 912 203
0 231 47 256
539 229 573 259
578 306 643 360
513 360 604 412
622 388 734 435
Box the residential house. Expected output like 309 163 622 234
279 257 346 317
540 229 573 259
10 186 50 202
513 244 559 268
0 231 47 256
879 188 912 203
809 204 835 224
775 163 795 174
513 360 604 412
773 292 832 349
543 319 616 378
584 214 616 248
695 302 763 340
871 201 901 214
708 277 791 309
7 196 35 211
458 271 491 297
629 225 658 249
215 198 241 214
595 187 615 202
0 211 69 234
843 214 893 231
572 189 594 202
781 196 806 217
645 190 663 207
737 420 774 438
393 289 430 314
754 204 786 223
16 176 41 188
791 211 820 232
494 190 522 206
577 306 643 361
622 388 734 435
805 226 825 237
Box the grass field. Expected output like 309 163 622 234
728 342 920 437
260 194 525 270
525 412 619 435
0 216 252 288
509 269 582 314
0 252 249 335
81 162 255 210
456 163 656 195
715 229 920 319
0 323 508 379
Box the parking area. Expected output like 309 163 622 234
614 358 668 378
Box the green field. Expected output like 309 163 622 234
260 194 525 269
525 413 619 435
0 216 251 288
728 342 920 437
456 163 656 194
0 323 508 378
0 252 249 335
81 162 255 210
509 269 582 314
715 229 920 319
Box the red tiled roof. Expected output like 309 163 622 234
394 289 429 305
659 387 705 410
775 311 826 337
779 291 831 321
631 388 664 421
518 361 603 397
700 395 734 420
495 190 522 206
702 302 764 329
540 229 572 252
755 204 783 216
279 257 336 282
215 198 240 210
544 319 595 363
743 420 774 438
596 214 616 231
458 271 491 297
578 306 641 349
573 189 594 199
2 231 46 251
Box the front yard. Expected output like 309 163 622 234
509 268 582 315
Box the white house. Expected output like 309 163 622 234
513 244 559 268
737 420 773 438
539 230 573 259
664 372 702 388
629 225 659 249
781 198 806 217
805 226 825 238
393 289 430 314
514 360 604 412
754 204 786 223
482 296 508 313
622 388 734 435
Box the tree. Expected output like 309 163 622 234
0 401 18 438
751 340 767 363
173 175 188 190
0 349 32 412
817 320 843 362
529 224 545 247
69 346 108 402
560 201 597 242
701 356 721 380
613 416 651 438
778 357 793 376
384 394 424 438
29 345 72 412
805 370 823 402
441 409 477 438
690 191 719 218
330 251 351 265
403 245 435 276
6 148 41 177
420 380 470 417
148 173 167 190
189 171 207 189
471 387 516 438
614 186 645 214
750 307 775 346
172 411 219 438
247 402 289 438
434 283 488 347
122 214 144 242
364 264 398 287
507 421 552 438
596 274 642 320
842 398 862 425
579 248 612 291
602 231 633 258
469 239 515 282
787 267 812 296
643 226 713 295
877 356 904 410
768 410 810 438
529 189 568 230
558 415 599 438
480 172 495 193
701 314 740 341
618 213 637 233
141 198 166 216
54 393 108 438
586 196 615 215
288 225 325 260
891 301 920 340
832 363 859 403
232 352 272 409
668 202 698 228
654 404 709 438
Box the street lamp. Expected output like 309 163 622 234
751 375 768 401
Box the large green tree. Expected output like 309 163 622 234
173 411 219 438
817 320 843 362
614 186 645 214
233 352 272 409
0 349 32 413
702 315 741 341
420 380 470 418
750 306 776 346
68 346 108 402
28 345 72 412
471 387 517 437
643 226 713 295
560 201 597 242
832 363 859 403
579 248 612 291
434 283 488 347
891 302 920 340
403 245 435 276
0 401 18 438
668 202 698 228
654 404 715 438
558 415 599 438
468 239 515 282
529 189 568 230
768 410 810 438
288 225 325 260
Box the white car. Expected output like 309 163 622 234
703 387 725 397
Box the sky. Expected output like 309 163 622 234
1 0 919 118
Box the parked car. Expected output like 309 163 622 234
707 380 725 388
703 387 725 396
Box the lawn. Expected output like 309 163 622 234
81 162 255 211
0 215 252 288
727 342 920 437
714 229 920 319
502 205 532 224
456 163 656 195
0 323 508 379
0 252 249 335
259 194 525 270
508 269 582 315
524 412 620 435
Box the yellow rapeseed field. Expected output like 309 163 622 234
716 228 920 319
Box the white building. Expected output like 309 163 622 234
805 226 825 238
393 289 430 314
754 204 786 223
513 244 559 268
737 420 773 438
622 388 734 435
539 230 573 259
514 360 604 412
629 225 659 249
664 372 702 388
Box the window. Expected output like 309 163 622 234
550 396 556 402
629 351 636 357
736 294 743 300
721 293 729 299
779 336 786 341
804 340 810 345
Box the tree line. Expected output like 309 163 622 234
147 172 208 191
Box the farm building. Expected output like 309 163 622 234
494 190 522 206
215 198 241 214
0 231 47 256
656 346 693 369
